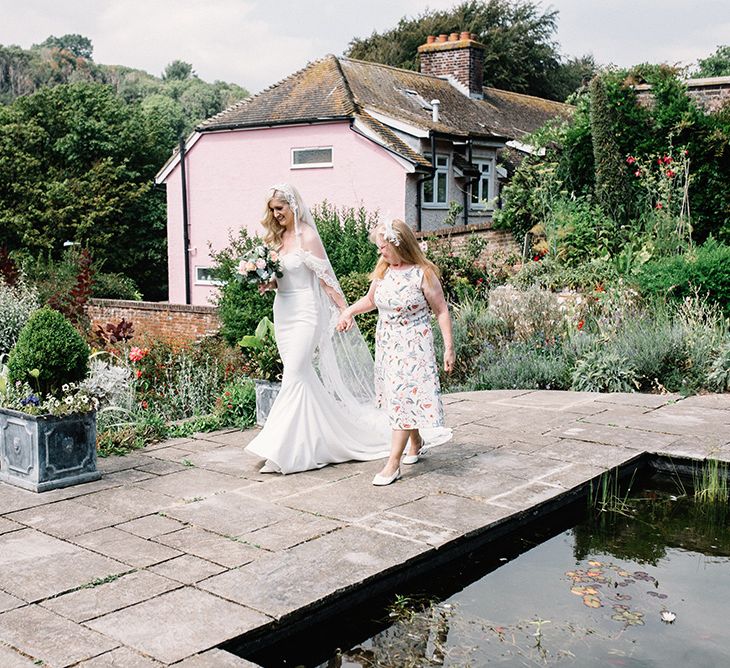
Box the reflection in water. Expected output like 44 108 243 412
323 478 730 667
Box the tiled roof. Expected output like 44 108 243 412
198 55 355 130
354 111 432 168
198 54 572 163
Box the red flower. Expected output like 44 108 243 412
626 156 636 165
683 149 689 156
634 170 641 177
656 202 663 209
141 400 148 409
666 169 675 177
476 278 484 285
577 320 585 330
595 283 605 293
135 370 142 379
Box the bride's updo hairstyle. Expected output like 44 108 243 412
260 184 307 249
370 219 440 285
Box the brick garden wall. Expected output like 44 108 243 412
415 222 520 264
635 77 730 113
88 299 221 343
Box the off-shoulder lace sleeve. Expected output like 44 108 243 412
301 249 345 298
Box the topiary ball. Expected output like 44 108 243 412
7 306 90 397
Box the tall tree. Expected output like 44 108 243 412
695 45 730 77
35 34 94 60
345 0 594 101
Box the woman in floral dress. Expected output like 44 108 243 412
338 219 454 485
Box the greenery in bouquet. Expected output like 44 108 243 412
239 316 283 382
237 244 282 285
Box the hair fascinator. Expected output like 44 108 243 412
383 220 401 246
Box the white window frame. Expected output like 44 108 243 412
422 154 449 208
469 159 495 209
194 266 223 286
291 146 333 169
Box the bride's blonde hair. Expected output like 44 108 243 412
369 219 440 285
260 184 306 249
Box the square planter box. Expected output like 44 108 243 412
253 379 281 427
0 408 101 492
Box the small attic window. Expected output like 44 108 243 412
400 89 432 110
291 147 333 169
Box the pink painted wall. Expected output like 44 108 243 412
164 122 409 305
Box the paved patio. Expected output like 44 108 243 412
1 390 729 666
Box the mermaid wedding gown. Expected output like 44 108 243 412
245 247 392 473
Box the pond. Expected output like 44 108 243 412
242 468 730 667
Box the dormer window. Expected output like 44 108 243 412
400 89 433 111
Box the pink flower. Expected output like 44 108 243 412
634 170 641 177
663 156 672 164
626 156 636 165
135 370 142 379
656 202 663 209
129 346 146 362
666 169 675 178
255 258 266 270
269 251 279 262
244 261 256 272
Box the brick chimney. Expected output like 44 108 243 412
418 31 485 99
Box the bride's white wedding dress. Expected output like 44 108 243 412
245 247 391 473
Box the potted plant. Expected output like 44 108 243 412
0 307 101 492
239 316 283 426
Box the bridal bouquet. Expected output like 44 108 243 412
236 245 283 285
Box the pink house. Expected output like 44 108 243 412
156 33 570 305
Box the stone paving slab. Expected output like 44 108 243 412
41 570 181 623
0 604 119 666
85 587 269 665
0 529 130 603
199 526 428 619
1 390 728 666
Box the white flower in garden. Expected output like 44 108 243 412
660 611 676 624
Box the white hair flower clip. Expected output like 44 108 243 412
383 220 401 246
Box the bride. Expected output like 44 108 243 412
244 184 392 473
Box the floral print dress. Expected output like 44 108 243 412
374 265 446 430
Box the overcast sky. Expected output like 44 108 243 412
1 0 728 93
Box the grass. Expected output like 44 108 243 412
693 458 729 505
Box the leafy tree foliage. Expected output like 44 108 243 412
0 36 250 299
345 0 594 101
695 45 730 77
163 59 194 80
35 34 94 60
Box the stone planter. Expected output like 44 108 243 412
0 408 100 492
253 379 281 427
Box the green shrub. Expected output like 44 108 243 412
213 376 256 428
0 279 40 357
209 228 274 345
634 239 730 316
7 306 89 395
707 341 730 392
608 310 688 391
552 198 616 266
473 342 571 391
313 203 379 277
340 271 377 351
92 272 141 300
571 349 639 393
